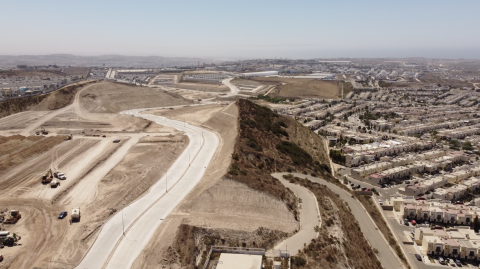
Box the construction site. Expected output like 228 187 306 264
0 77 384 269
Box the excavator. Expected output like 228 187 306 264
0 233 21 248
35 126 49 135
41 169 53 184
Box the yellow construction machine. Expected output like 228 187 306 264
41 169 53 184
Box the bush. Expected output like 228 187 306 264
292 256 306 266
246 138 262 151
276 141 313 165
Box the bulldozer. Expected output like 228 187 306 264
42 169 53 184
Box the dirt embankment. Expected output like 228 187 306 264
0 95 48 118
80 82 192 113
174 224 288 269
32 81 98 111
285 175 382 269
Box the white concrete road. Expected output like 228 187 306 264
222 78 240 96
271 173 320 256
76 108 219 269
276 173 406 269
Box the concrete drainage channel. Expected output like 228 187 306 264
75 106 219 269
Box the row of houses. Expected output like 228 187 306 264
344 139 435 167
417 227 480 259
351 150 446 179
396 199 476 225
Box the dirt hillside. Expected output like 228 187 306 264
132 100 333 269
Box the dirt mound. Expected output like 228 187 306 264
79 82 192 113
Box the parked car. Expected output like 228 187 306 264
411 220 417 226
438 257 445 264
361 187 367 191
455 260 462 267
378 199 382 205
54 172 66 180
405 181 411 184
350 183 355 187
113 139 121 143
425 221 430 225
58 211 68 219
356 185 361 189
415 254 422 261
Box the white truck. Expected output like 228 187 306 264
51 180 60 188
54 172 66 180
71 208 81 222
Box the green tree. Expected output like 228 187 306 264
473 216 480 233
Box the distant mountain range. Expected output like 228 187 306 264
0 54 221 68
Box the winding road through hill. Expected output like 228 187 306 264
271 173 320 256
274 172 406 269
76 108 219 269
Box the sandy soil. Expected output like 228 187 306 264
0 81 190 268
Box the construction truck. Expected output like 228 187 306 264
51 179 60 188
0 233 21 248
71 208 81 222
42 169 53 184
3 210 21 225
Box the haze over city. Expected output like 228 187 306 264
1 0 480 59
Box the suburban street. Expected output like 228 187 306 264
272 173 321 256
277 172 405 269
76 107 219 269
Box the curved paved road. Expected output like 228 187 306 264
275 173 405 269
272 173 320 256
76 108 219 269
222 78 240 96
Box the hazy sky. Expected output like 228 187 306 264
1 0 479 59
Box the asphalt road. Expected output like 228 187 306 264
76 107 219 269
278 172 405 269
272 173 320 256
